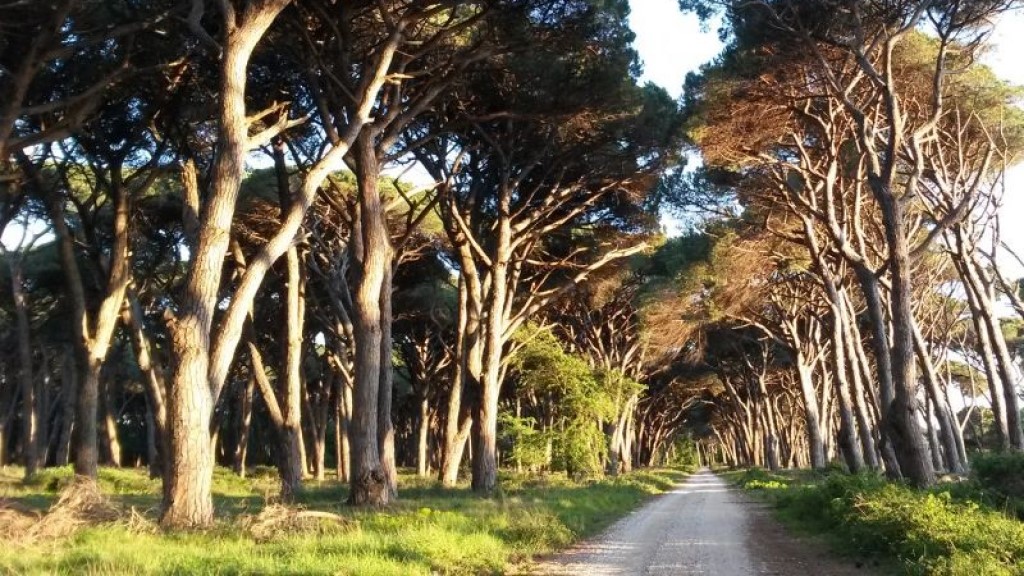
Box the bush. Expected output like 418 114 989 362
972 452 1024 499
746 470 1024 575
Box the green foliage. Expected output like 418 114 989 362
0 466 688 575
738 469 1024 575
554 419 607 480
508 325 644 478
970 452 1024 517
664 436 701 469
499 414 551 472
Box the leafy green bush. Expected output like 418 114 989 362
747 470 1024 575
972 452 1024 508
499 414 552 472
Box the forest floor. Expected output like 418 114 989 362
0 464 687 575
534 469 871 575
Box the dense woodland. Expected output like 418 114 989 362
1 0 1023 531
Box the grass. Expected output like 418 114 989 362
728 465 1024 575
0 465 688 575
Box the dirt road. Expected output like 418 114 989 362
534 469 872 575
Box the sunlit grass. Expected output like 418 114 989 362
732 466 1024 575
0 465 688 575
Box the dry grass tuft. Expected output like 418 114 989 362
0 499 41 542
122 506 159 534
0 478 121 546
240 503 355 542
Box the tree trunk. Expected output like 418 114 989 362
378 262 397 496
874 184 934 487
73 360 102 477
912 324 965 473
440 277 477 486
796 360 826 469
309 387 329 482
334 370 352 482
124 294 167 476
8 258 37 477
161 2 291 528
472 198 512 493
145 395 159 477
969 265 1024 451
622 407 635 473
855 265 903 479
55 346 76 467
278 246 306 500
233 374 254 477
100 377 121 467
417 395 430 477
348 133 390 507
840 297 881 470
37 358 51 468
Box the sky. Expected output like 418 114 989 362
628 1 1024 275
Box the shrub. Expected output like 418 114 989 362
972 452 1024 500
746 470 1024 575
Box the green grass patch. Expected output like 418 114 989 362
0 465 688 575
730 466 1024 575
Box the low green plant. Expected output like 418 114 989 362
970 452 1024 517
0 465 688 575
738 468 1024 575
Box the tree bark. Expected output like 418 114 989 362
277 246 306 500
795 359 826 469
8 258 37 476
378 263 397 496
440 277 477 486
959 253 1024 450
161 1 291 528
873 183 934 487
55 346 76 467
124 294 167 475
348 133 390 506
100 377 121 467
334 368 352 482
417 395 431 477
233 374 254 477
913 323 965 473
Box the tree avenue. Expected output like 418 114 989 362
0 0 1023 551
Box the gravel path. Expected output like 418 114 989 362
533 469 873 575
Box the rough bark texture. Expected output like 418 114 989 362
795 361 826 469
440 278 475 487
8 258 38 476
875 185 934 487
348 133 390 507
378 263 398 496
233 375 254 477
279 247 306 500
100 377 122 467
54 347 76 467
162 2 291 527
410 395 427 477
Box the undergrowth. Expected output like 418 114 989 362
732 460 1024 575
0 465 689 575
